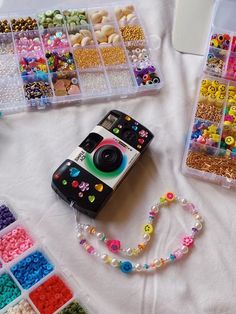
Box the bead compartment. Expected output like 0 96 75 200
0 3 163 115
0 200 88 314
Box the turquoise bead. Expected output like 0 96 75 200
170 254 175 261
0 273 21 309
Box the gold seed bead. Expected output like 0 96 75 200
100 46 126 66
120 25 145 41
74 48 100 69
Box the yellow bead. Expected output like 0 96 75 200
224 121 232 127
125 116 131 121
211 134 220 142
225 136 235 145
143 224 153 234
201 79 211 87
230 106 236 114
229 85 236 91
212 80 220 88
208 124 217 134
211 39 219 47
218 84 226 93
208 86 216 94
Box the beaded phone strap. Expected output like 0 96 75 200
76 192 203 274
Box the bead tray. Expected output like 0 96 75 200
182 0 236 188
0 202 88 314
0 3 163 115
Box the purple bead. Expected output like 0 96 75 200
192 227 198 233
136 76 143 86
148 65 156 72
0 205 16 231
80 239 86 245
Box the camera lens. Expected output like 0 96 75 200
93 145 123 172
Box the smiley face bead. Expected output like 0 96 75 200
143 224 153 234
76 193 203 274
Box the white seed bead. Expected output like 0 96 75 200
111 258 119 267
77 232 84 240
96 232 105 240
181 246 189 254
135 264 142 272
101 254 108 262
143 233 151 241
126 248 133 256
195 221 203 230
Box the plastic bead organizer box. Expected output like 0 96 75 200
0 200 88 314
182 0 236 188
0 3 163 115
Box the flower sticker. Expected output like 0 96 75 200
79 181 90 192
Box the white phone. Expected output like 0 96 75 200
172 0 215 55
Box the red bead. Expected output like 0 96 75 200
29 275 73 314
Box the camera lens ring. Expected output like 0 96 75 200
93 145 123 172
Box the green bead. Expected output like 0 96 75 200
0 273 21 309
58 301 87 314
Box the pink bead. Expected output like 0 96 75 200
0 226 34 262
106 240 121 253
182 235 194 247
183 203 197 214
173 248 183 260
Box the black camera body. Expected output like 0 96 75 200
51 110 154 218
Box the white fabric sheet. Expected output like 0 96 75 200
0 0 236 313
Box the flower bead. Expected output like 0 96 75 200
182 236 194 247
120 261 133 274
165 192 175 202
107 240 121 253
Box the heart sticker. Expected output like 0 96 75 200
95 184 103 192
88 195 95 203
69 167 80 178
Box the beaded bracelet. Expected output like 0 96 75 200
76 192 203 274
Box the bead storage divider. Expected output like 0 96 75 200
182 0 236 188
0 2 163 115
0 200 88 314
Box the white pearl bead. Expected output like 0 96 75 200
151 205 159 213
181 246 189 254
96 232 105 240
135 264 142 272
143 233 150 241
77 232 83 240
111 259 119 267
101 254 108 262
180 198 188 204
84 225 91 232
194 214 203 222
195 221 203 230
126 248 133 256
153 259 161 268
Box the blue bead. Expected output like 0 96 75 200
120 261 133 274
11 250 54 289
